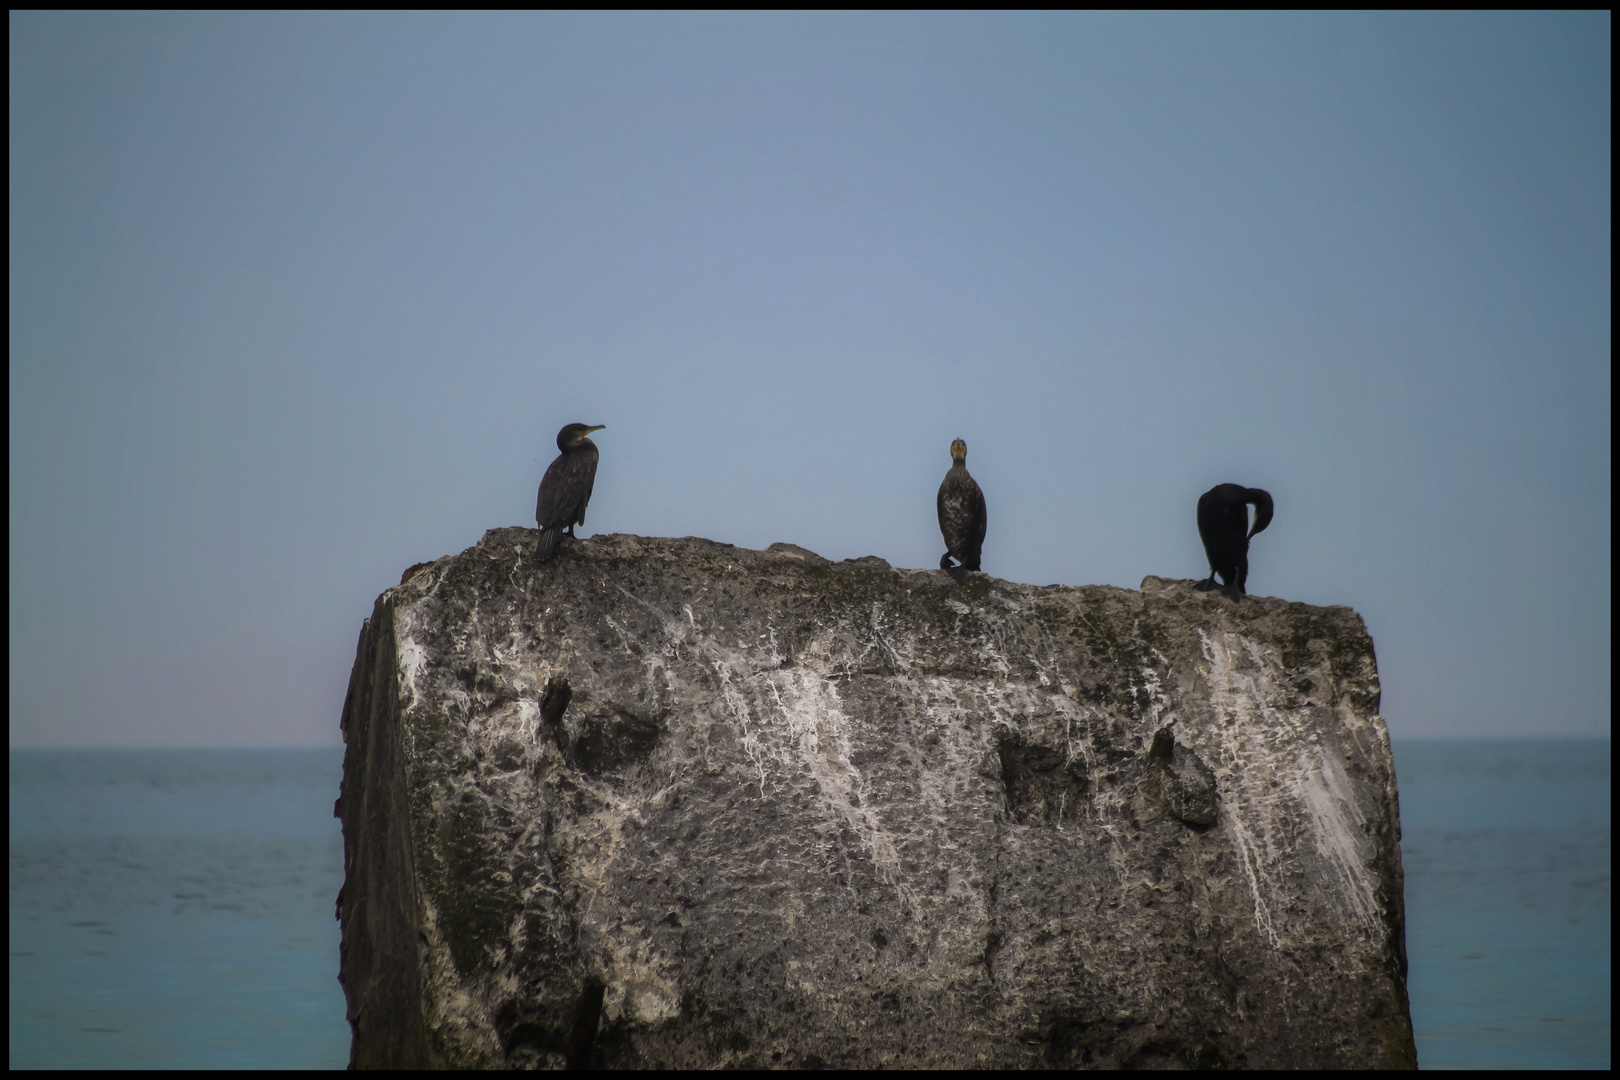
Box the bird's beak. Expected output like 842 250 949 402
586 425 606 433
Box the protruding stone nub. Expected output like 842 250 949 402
540 676 572 743
1150 728 1218 826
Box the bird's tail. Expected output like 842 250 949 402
536 525 563 562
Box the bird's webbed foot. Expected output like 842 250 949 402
1220 583 1244 602
1193 577 1221 592
946 565 970 585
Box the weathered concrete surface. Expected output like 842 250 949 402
337 529 1415 1069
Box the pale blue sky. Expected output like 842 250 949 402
10 12 1610 746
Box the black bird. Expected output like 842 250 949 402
937 438 987 579
1194 483 1274 600
536 423 605 562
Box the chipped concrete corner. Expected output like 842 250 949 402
336 529 1416 1069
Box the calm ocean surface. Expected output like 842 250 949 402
9 739 1610 1069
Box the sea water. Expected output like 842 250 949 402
9 750 349 1069
1395 739 1610 1070
8 740 1611 1069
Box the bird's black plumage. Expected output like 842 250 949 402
536 423 605 562
937 438 987 579
1194 483 1273 600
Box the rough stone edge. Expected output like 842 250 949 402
337 591 440 1068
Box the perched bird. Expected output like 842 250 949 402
1194 483 1274 600
937 438 987 579
536 423 606 562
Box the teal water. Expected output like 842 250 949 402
1395 739 1610 1070
9 750 349 1069
8 740 1611 1069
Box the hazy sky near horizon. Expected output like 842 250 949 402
10 12 1610 746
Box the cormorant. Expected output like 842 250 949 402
937 438 987 580
536 423 605 562
1194 483 1273 600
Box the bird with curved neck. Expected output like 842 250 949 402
937 438 987 582
536 423 605 562
1193 483 1273 600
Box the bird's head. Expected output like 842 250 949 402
950 438 967 464
557 423 606 451
1247 489 1274 539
